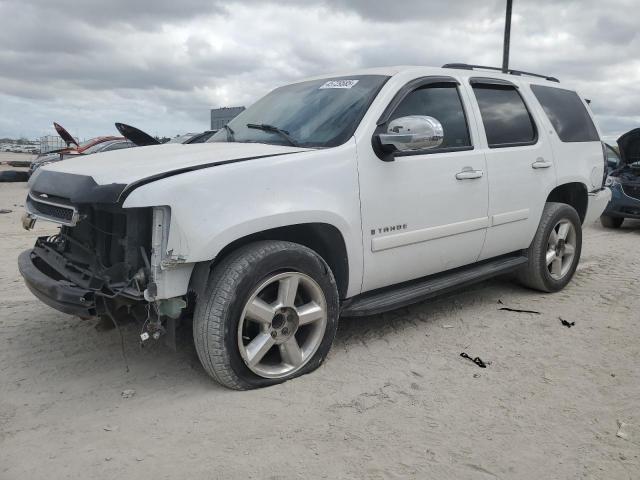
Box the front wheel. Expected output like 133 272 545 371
517 202 582 293
600 215 624 229
193 241 339 390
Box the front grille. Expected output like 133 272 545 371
27 193 77 225
622 184 640 201
31 199 74 222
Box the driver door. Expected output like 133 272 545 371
357 78 489 292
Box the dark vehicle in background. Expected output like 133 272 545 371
601 129 640 228
115 122 217 146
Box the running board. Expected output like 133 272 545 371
341 254 528 317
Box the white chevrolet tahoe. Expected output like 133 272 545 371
20 64 611 389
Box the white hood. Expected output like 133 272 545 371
42 142 308 185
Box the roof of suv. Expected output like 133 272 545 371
302 65 562 87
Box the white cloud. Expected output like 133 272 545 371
0 0 637 139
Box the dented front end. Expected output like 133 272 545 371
20 198 154 319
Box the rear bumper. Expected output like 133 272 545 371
18 249 96 317
602 184 640 219
584 188 612 224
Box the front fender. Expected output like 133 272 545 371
123 142 363 298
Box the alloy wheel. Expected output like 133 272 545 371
237 272 327 378
546 219 577 280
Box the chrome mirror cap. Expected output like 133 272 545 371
378 115 444 152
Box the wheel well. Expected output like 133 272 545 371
546 182 588 223
211 223 349 298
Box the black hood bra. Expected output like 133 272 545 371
28 150 304 205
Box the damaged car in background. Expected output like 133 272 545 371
29 122 134 175
600 128 640 228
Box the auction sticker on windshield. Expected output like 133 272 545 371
319 79 359 89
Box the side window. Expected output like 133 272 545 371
389 83 471 150
472 84 537 148
530 85 599 142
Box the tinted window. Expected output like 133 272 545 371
472 84 536 147
531 85 599 142
389 84 471 149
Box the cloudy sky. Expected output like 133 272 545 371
0 0 638 141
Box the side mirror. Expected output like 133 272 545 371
377 115 444 153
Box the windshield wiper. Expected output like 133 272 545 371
246 123 299 147
222 124 235 142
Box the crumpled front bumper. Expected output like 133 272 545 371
18 249 96 318
584 188 612 224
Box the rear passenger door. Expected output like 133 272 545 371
466 78 556 260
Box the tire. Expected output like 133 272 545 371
193 240 339 390
0 170 29 182
517 202 582 293
600 215 624 229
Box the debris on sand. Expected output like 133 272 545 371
460 352 487 368
616 420 636 442
0 209 11 214
121 389 136 399
559 317 575 328
499 307 541 314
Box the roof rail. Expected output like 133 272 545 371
442 63 560 83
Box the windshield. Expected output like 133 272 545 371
207 75 389 148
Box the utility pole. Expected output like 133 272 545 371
502 0 513 73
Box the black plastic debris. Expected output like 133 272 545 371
0 209 12 214
499 307 540 314
559 317 575 328
460 352 487 368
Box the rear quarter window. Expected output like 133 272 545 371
530 85 599 142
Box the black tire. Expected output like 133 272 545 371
517 202 582 293
600 215 624 229
193 240 339 390
0 170 29 182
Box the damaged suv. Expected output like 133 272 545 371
20 64 610 389
600 129 640 228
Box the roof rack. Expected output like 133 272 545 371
442 63 560 83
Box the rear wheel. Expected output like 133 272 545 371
600 215 624 229
193 241 339 390
517 202 582 292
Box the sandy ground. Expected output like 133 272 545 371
1 154 639 479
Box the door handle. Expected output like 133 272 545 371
532 158 553 169
455 168 484 180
